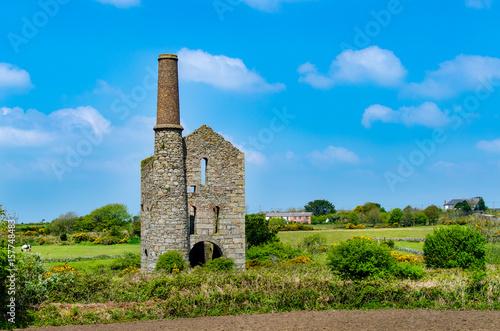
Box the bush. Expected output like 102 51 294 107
246 242 303 264
391 262 426 279
273 223 315 231
245 214 279 248
423 226 486 270
73 233 90 243
381 239 395 248
110 253 141 271
60 233 67 241
327 237 396 280
204 257 235 272
156 251 185 273
299 234 327 254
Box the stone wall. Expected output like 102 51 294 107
141 128 189 273
184 125 246 269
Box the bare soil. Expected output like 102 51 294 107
20 309 500 331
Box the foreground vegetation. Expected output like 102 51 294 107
2 203 500 329
6 261 500 329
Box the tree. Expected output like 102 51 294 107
423 205 441 225
366 209 384 227
414 212 429 226
454 201 472 215
304 199 335 216
245 214 278 248
476 198 487 212
388 208 403 225
402 205 417 227
84 203 132 231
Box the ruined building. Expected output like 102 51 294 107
141 54 246 272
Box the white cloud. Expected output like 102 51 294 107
0 127 53 147
308 146 360 165
0 105 155 180
465 0 493 9
49 106 111 135
298 46 407 89
404 55 500 99
477 139 500 153
242 0 313 12
178 48 285 93
92 79 122 95
362 102 450 128
0 63 33 91
93 0 140 8
0 106 111 147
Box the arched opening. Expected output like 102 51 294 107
201 158 207 185
213 206 220 234
190 206 196 235
189 241 222 267
144 248 148 257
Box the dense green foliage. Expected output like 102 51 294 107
388 208 404 225
299 234 327 254
327 237 397 279
246 242 304 264
245 214 278 248
423 205 441 225
203 257 235 272
304 199 335 216
155 251 185 273
454 201 472 215
109 253 141 271
424 226 486 270
80 204 132 232
6 263 500 328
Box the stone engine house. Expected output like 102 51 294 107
141 54 246 272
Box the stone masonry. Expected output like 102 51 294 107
141 54 245 272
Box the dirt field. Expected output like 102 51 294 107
21 309 500 331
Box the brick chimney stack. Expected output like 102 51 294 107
154 54 182 130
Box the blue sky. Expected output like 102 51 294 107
1 0 500 222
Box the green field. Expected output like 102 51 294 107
19 243 140 259
278 226 434 245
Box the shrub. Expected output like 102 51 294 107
110 253 141 271
381 239 395 248
391 262 426 279
246 242 303 264
73 233 90 243
282 255 313 265
414 212 429 226
327 237 396 280
245 214 279 248
276 223 315 231
391 252 424 263
60 233 67 241
156 250 185 273
298 234 327 254
423 226 486 270
204 257 235 272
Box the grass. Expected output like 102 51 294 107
278 226 434 245
19 243 140 259
394 241 424 251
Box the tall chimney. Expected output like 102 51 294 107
154 54 182 130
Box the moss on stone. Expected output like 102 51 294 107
141 156 155 171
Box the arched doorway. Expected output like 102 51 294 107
189 241 222 267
